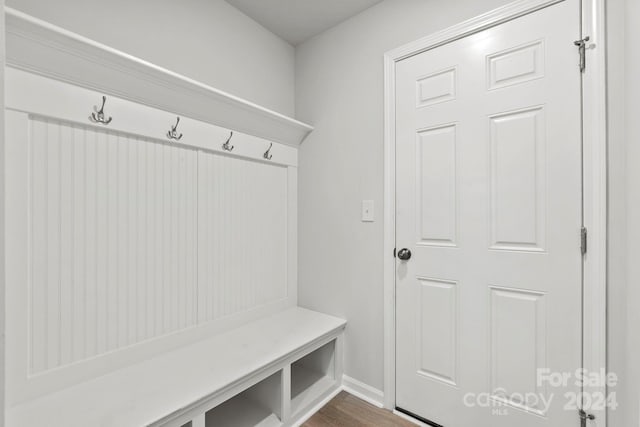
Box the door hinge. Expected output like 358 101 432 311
581 226 588 255
574 36 590 73
579 409 595 427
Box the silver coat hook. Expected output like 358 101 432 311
264 143 273 160
89 96 113 125
222 131 234 152
167 116 183 141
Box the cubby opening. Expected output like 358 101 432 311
290 340 336 415
205 370 283 427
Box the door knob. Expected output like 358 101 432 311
397 248 412 261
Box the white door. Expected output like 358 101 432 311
395 1 583 426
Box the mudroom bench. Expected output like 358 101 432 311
4 10 345 427
7 308 346 427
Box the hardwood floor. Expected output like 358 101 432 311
302 391 417 427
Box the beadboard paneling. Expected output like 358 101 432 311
6 81 297 407
27 117 199 375
6 68 298 404
197 151 289 323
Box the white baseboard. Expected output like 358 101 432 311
341 375 385 408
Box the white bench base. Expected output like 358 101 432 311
7 308 346 427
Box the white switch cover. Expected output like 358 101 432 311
362 200 374 222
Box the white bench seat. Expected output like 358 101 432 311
7 308 346 427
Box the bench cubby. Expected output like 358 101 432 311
291 340 337 417
205 370 283 427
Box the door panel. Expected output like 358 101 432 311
395 1 582 426
417 124 458 247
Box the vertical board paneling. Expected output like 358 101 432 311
126 135 137 345
136 138 147 341
24 115 289 377
71 126 86 362
27 118 199 374
116 134 128 349
45 120 61 370
84 128 98 360
197 152 289 324
95 130 107 356
59 123 73 366
30 119 47 374
106 132 118 352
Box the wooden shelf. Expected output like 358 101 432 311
4 7 313 147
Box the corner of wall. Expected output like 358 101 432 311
0 0 6 424
622 0 640 424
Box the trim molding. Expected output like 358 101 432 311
341 375 384 408
382 45 397 410
580 0 608 423
383 0 608 425
3 7 313 147
0 3 6 427
385 0 563 61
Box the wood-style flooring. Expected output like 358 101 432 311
302 391 417 427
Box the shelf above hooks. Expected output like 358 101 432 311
4 7 314 147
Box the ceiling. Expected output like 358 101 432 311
225 0 385 45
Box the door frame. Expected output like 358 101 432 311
382 0 608 424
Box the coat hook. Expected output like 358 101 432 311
222 131 234 152
167 116 183 141
264 143 273 160
89 96 113 125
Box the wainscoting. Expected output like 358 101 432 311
5 68 299 405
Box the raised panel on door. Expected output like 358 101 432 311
416 124 458 247
486 40 545 90
489 107 546 252
489 286 547 415
417 278 458 386
416 67 457 108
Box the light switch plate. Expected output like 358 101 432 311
362 200 374 222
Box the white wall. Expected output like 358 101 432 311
624 0 640 424
5 0 296 116
607 0 640 424
295 0 514 392
0 1 5 425
607 0 628 424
